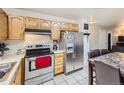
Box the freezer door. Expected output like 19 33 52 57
73 33 83 70
65 53 74 73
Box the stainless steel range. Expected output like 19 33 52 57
25 43 54 85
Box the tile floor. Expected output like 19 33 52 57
41 65 89 85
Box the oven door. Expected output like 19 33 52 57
25 55 53 80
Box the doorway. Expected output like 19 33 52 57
107 32 112 51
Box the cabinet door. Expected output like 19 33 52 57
51 22 61 40
9 15 25 39
0 12 7 39
61 23 70 31
40 19 51 30
14 64 22 85
70 24 79 31
11 59 24 85
54 64 64 75
25 17 40 29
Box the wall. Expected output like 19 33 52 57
89 23 99 50
89 24 110 50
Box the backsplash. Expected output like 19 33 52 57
1 40 25 55
0 34 53 55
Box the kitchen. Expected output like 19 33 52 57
0 8 87 85
1 8 124 85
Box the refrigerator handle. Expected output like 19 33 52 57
72 36 76 59
74 45 77 58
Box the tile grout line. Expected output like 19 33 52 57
61 74 70 85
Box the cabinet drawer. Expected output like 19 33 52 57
55 53 64 58
54 65 64 75
55 57 64 62
55 58 64 66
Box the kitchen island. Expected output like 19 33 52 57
88 52 124 85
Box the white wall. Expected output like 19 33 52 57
89 24 110 50
89 23 99 50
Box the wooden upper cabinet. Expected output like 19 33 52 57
70 23 79 31
61 23 79 31
8 15 25 39
40 19 51 30
25 17 40 29
61 23 70 31
52 22 61 29
51 22 61 40
0 11 7 39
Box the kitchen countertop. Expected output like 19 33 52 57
89 52 124 77
52 50 65 54
0 54 25 85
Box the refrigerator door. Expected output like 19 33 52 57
73 32 83 70
65 53 74 73
59 32 74 74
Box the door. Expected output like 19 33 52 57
25 17 40 29
107 33 112 50
40 19 51 30
0 12 7 39
25 55 52 80
65 32 75 73
61 23 70 31
51 22 61 40
9 15 25 39
65 53 74 73
70 24 79 31
73 32 83 70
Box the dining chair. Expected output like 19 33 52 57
94 61 123 85
100 49 110 55
88 49 100 58
88 49 100 82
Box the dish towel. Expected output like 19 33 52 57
35 56 51 69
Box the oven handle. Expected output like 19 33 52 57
26 55 52 61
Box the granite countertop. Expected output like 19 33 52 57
0 54 25 85
89 52 124 77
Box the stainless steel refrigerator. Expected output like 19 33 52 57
59 31 83 74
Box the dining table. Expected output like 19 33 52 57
88 52 124 85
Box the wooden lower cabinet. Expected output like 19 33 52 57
54 65 64 75
11 59 24 85
54 52 64 75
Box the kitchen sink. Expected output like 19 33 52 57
0 62 16 82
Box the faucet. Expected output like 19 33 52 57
0 43 9 57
